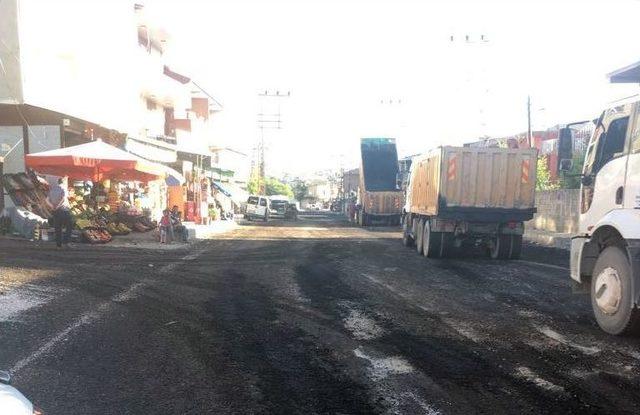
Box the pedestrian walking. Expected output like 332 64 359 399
160 209 171 244
48 176 73 248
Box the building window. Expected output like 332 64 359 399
146 99 156 111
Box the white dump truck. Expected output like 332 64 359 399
566 98 640 335
402 146 537 259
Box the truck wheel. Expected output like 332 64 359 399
490 234 512 260
362 213 369 226
402 215 414 247
440 233 455 258
423 220 443 258
509 235 523 260
246 215 252 222
415 218 425 254
263 212 269 222
591 246 640 335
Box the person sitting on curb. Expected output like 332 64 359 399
170 205 188 242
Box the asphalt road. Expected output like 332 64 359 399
1 214 639 414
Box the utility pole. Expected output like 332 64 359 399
255 90 290 194
527 95 532 148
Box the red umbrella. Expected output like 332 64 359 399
25 140 165 182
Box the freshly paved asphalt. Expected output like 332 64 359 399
1 214 639 414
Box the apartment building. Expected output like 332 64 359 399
0 0 222 207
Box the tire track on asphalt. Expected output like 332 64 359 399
340 243 640 412
9 247 209 374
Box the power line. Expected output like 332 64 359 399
254 90 290 194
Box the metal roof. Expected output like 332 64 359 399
608 60 640 83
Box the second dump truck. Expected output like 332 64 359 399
402 146 537 259
357 137 403 226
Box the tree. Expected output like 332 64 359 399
290 179 308 202
536 155 559 191
264 177 294 198
559 153 585 189
246 177 294 197
247 177 261 195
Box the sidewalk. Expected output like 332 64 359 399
86 220 238 250
184 220 238 240
524 228 572 250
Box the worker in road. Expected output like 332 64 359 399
48 176 73 248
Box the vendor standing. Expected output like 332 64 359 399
48 176 73 248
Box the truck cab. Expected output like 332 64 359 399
569 99 640 335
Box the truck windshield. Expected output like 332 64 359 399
247 196 259 205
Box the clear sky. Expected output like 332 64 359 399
149 0 640 176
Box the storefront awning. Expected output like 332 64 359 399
211 167 234 177
162 165 185 186
608 60 640 83
126 137 177 163
25 140 165 182
213 181 249 205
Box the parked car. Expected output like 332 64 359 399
0 370 43 414
269 197 290 218
245 196 270 221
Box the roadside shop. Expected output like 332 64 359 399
4 140 178 244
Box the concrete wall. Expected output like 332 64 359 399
528 189 580 234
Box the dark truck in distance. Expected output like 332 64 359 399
356 137 403 226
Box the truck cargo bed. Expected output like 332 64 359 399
408 146 537 219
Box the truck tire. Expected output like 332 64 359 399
591 246 640 336
440 232 455 258
402 215 414 247
415 218 425 254
263 212 269 222
510 235 523 260
490 234 515 260
362 213 369 226
422 220 443 258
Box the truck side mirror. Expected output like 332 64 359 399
558 127 573 166
581 175 593 187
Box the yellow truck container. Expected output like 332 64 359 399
402 146 538 259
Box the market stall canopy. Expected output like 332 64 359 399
25 140 165 182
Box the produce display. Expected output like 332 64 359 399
82 228 112 244
3 172 160 244
2 173 53 219
68 182 156 244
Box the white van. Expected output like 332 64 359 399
245 196 270 221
